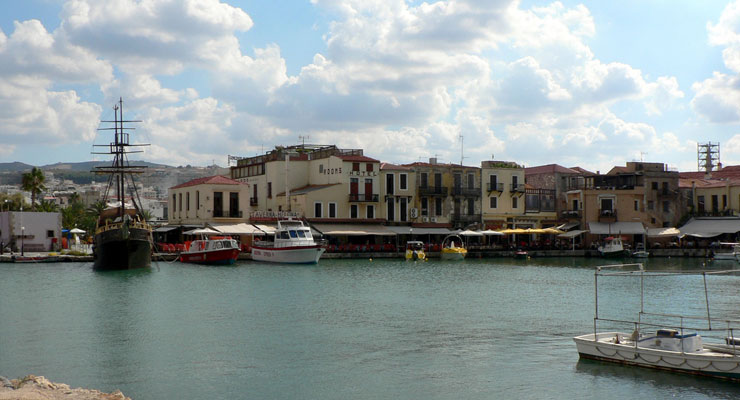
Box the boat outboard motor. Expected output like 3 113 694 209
412 250 418 260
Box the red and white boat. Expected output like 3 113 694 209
180 236 240 265
251 219 325 264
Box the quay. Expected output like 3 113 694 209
0 248 726 263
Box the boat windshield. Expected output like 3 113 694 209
279 231 289 239
297 230 306 238
289 230 298 238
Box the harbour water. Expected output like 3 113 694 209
2 257 740 399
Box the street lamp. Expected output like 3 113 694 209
2 199 8 212
21 226 24 256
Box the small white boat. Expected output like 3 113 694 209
574 263 740 381
440 235 466 260
251 219 325 264
598 236 628 258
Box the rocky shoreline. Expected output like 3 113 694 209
0 375 129 400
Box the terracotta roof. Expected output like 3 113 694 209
380 163 412 171
569 166 595 175
525 164 581 175
170 175 245 189
337 155 379 162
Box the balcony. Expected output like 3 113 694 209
598 208 617 222
213 210 223 218
250 197 258 206
349 193 379 202
561 210 582 219
487 183 504 192
229 210 243 218
451 213 482 224
510 184 526 193
419 186 448 197
452 186 481 197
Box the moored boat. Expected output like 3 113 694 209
712 242 740 262
405 240 426 261
251 218 325 264
440 235 466 260
180 236 240 265
514 249 528 259
598 236 629 258
91 99 153 270
573 263 740 381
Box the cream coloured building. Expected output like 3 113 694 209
481 160 528 229
168 175 250 225
379 163 416 224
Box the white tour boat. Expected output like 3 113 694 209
574 263 740 381
251 219 325 264
597 236 629 258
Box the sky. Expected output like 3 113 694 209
3 0 740 173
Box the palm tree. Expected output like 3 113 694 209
36 199 60 212
21 167 46 210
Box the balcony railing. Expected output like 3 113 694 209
452 186 481 197
598 209 617 222
419 186 448 196
451 213 482 223
487 183 504 192
229 210 243 218
349 193 379 202
561 210 582 218
213 210 224 218
510 184 526 193
250 197 258 206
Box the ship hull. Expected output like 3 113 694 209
93 227 152 270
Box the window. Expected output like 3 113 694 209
723 195 727 209
367 205 375 219
467 198 474 215
663 201 670 213
467 173 475 189
213 192 223 217
366 163 373 172
400 173 408 190
186 192 190 211
47 230 54 238
652 181 658 190
353 162 360 172
572 199 578 210
421 198 428 216
229 193 239 217
420 172 428 188
319 164 324 173
329 203 337 218
697 195 705 213
400 197 407 222
172 194 176 212
178 193 182 213
435 197 442 216
489 175 497 191
350 204 358 218
648 200 654 210
490 196 497 209
512 196 518 209
267 182 272 198
712 195 719 212
314 202 322 218
387 199 395 221
600 198 613 211
196 191 199 212
386 174 394 195
634 200 639 211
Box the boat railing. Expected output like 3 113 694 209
95 219 152 235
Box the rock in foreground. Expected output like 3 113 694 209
0 375 130 400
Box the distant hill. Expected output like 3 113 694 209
0 162 35 172
41 160 172 171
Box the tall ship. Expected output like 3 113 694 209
91 98 153 270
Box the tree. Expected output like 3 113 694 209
21 167 46 210
36 199 60 212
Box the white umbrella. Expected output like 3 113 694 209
458 229 485 237
69 228 86 234
183 227 220 235
480 229 504 236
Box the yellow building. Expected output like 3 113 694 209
379 163 416 224
481 160 528 229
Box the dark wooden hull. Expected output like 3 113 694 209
93 226 152 270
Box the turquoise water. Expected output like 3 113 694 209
2 257 740 399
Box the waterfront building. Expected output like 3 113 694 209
525 164 587 228
231 145 381 223
168 175 250 226
403 158 481 229
563 162 681 247
480 160 527 229
379 163 416 224
0 211 62 252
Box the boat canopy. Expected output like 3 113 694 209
679 218 740 238
313 223 397 236
588 222 646 235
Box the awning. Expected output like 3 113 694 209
153 225 180 233
253 224 277 235
558 230 589 239
679 218 740 238
647 227 680 237
313 224 397 236
210 223 266 235
385 226 454 235
556 222 580 231
588 222 646 235
183 227 220 235
456 229 485 237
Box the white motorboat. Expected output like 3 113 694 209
251 219 325 264
597 236 628 258
573 263 740 381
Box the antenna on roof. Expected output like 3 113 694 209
639 151 647 162
299 135 309 148
459 134 465 165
